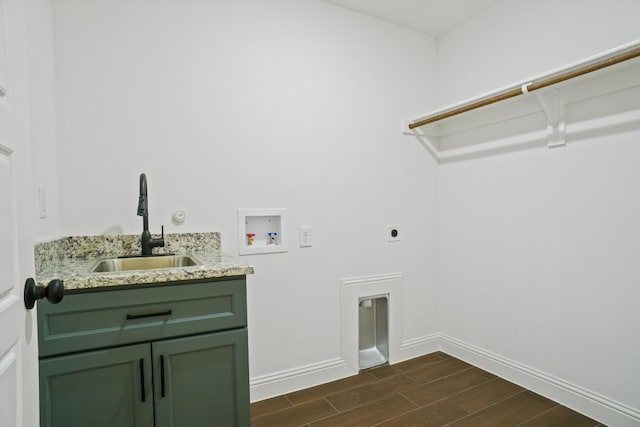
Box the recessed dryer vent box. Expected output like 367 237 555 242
238 208 287 255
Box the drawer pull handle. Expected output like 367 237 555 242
126 309 172 320
160 355 166 398
139 358 146 402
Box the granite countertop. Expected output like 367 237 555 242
35 233 254 291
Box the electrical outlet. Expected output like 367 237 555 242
299 225 312 247
387 225 400 242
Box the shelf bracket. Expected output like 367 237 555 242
536 90 566 148
408 129 441 162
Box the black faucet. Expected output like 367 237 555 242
137 173 165 256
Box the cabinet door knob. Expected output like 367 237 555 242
24 278 64 310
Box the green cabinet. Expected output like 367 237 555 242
38 278 249 427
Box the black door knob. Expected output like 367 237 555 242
24 278 64 310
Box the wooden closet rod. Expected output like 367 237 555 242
408 45 640 130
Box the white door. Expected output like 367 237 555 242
0 1 40 426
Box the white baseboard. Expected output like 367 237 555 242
439 334 640 427
249 333 442 402
249 357 354 402
396 333 440 363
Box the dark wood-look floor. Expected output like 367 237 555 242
250 352 605 427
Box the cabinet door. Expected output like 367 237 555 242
153 329 250 427
39 343 154 427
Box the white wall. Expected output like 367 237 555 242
25 0 60 241
51 0 438 397
436 1 640 424
437 0 640 106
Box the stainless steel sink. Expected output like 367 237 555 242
89 255 201 273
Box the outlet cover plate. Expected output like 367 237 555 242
387 225 401 242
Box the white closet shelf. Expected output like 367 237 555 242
404 40 640 162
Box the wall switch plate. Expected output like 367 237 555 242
299 225 312 247
387 225 400 242
38 186 47 219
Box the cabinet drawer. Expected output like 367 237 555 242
38 278 246 357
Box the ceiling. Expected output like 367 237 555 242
325 0 498 38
